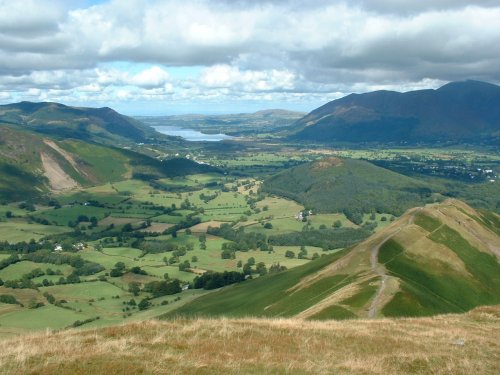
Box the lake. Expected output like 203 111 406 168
154 126 232 142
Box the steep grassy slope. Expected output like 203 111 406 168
290 80 500 144
0 127 218 201
0 101 161 144
262 157 436 221
168 200 499 319
167 249 351 318
1 307 498 374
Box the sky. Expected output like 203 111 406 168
1 0 500 115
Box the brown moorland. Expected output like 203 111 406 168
0 306 498 374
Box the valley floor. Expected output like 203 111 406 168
1 306 498 374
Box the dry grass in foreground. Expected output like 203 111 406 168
1 306 499 375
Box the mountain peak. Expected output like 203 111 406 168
437 80 500 92
291 80 500 144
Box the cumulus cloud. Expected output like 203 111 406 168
0 0 499 111
200 65 296 92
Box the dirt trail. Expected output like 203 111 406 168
367 208 421 318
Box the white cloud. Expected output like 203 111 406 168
0 0 499 111
129 66 171 88
199 65 296 92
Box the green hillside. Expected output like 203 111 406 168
381 209 500 317
166 200 500 320
0 101 162 145
0 126 218 202
165 250 350 318
262 157 437 223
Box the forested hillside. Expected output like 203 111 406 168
262 157 436 223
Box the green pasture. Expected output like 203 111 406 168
0 204 31 218
254 196 304 219
0 305 90 331
0 261 73 281
150 214 186 224
0 221 71 242
34 205 110 225
243 218 304 234
80 249 156 270
0 253 11 261
361 213 394 231
41 281 126 301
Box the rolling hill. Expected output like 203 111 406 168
166 199 500 319
0 101 162 145
262 156 438 223
290 80 500 144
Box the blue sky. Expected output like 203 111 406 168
1 0 499 115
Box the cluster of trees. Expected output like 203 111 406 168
22 251 104 276
110 262 126 277
208 224 268 251
178 260 191 272
269 227 371 249
269 263 287 274
0 254 20 271
2 268 85 289
67 316 100 328
135 239 178 253
0 294 19 305
163 215 201 236
199 192 218 203
142 279 182 298
193 271 246 290
0 240 47 254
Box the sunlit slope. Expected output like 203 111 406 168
167 199 499 319
1 307 499 374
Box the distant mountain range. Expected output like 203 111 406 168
139 109 305 136
290 80 500 144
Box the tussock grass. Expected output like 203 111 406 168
0 306 499 374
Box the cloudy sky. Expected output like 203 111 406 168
1 0 499 115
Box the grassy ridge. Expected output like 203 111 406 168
429 225 500 292
380 224 500 317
